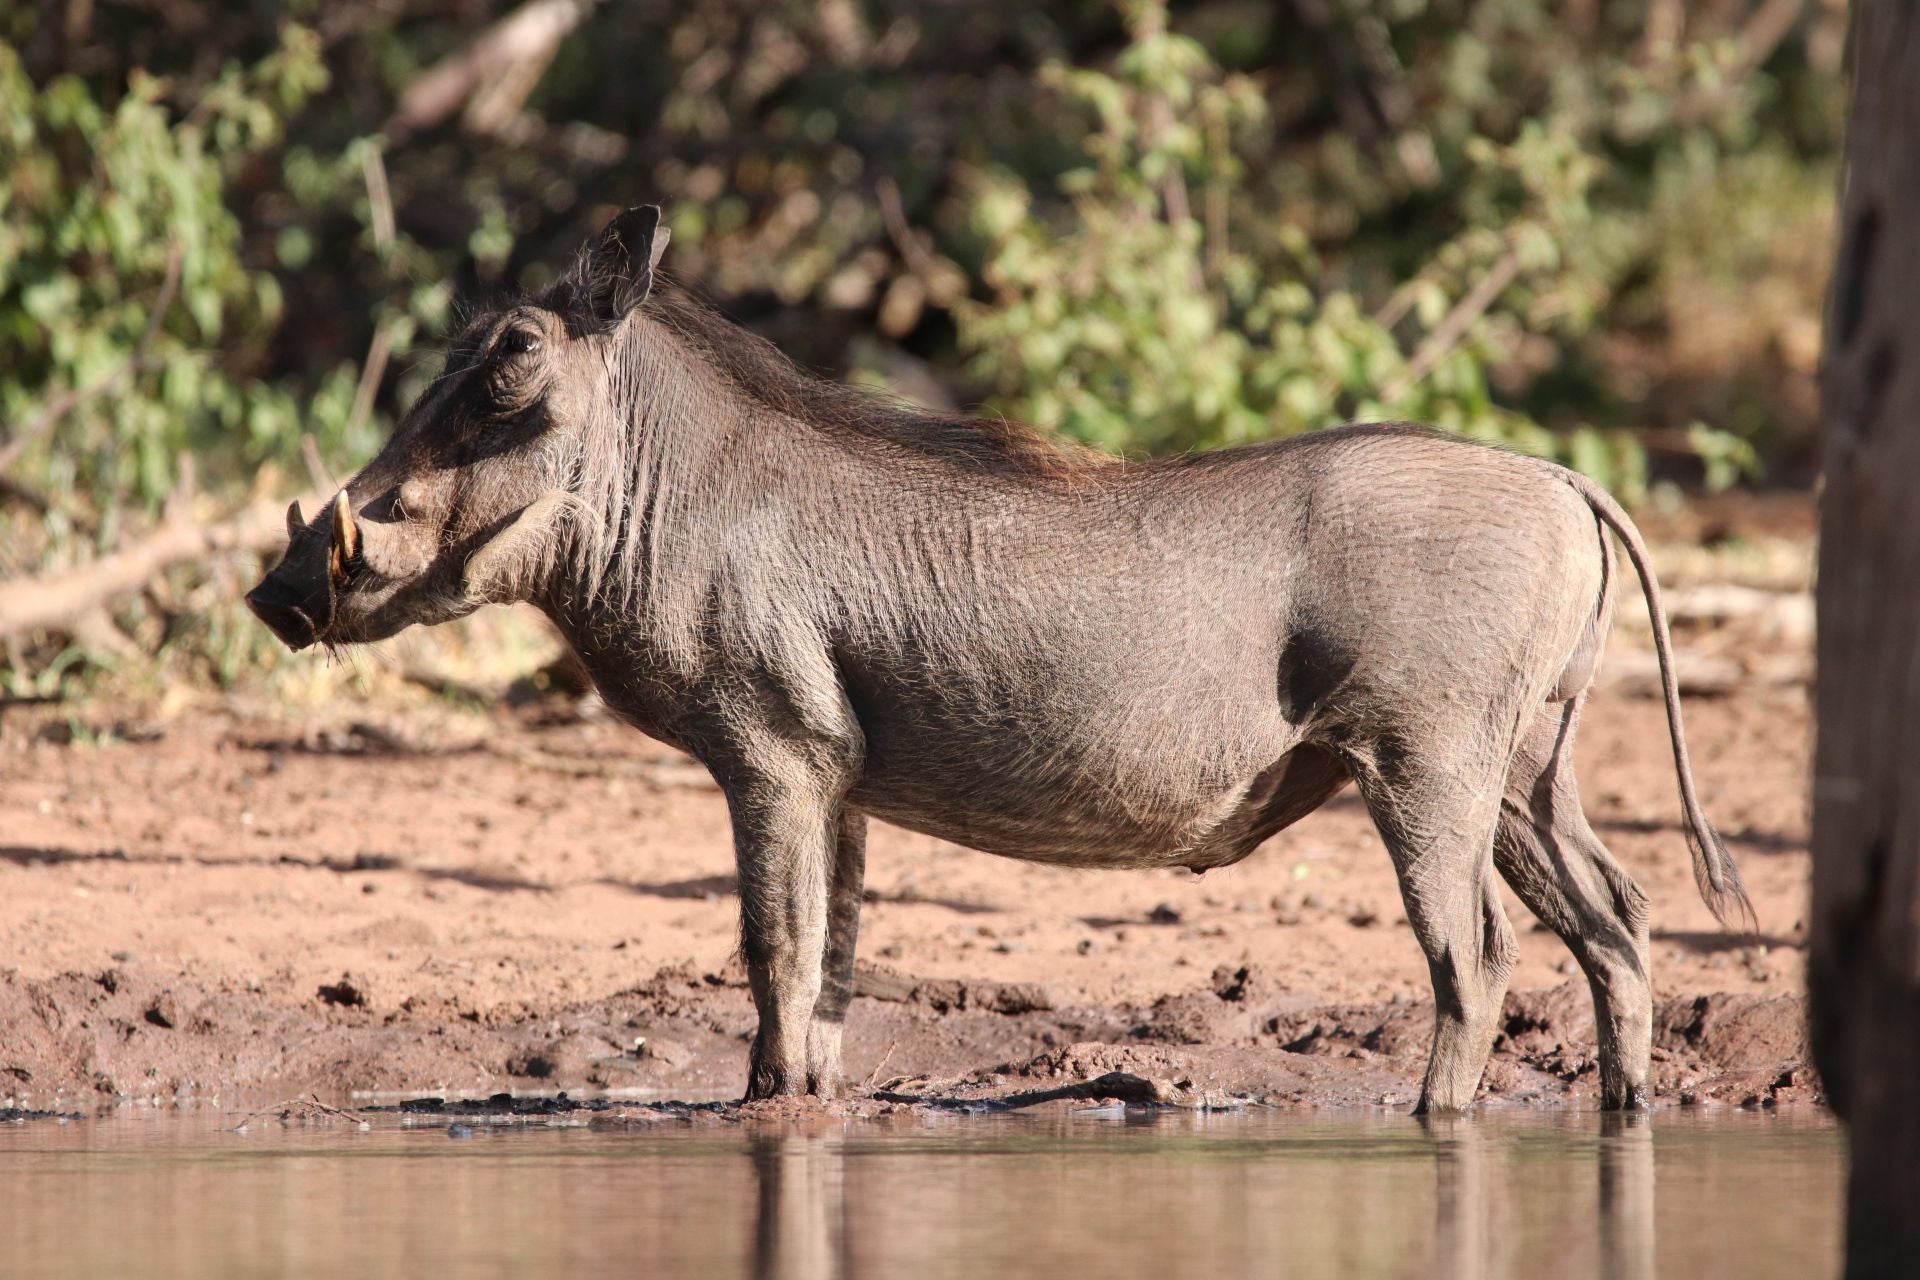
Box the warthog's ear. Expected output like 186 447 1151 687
462 491 578 605
566 205 669 330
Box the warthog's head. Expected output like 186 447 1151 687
246 206 669 650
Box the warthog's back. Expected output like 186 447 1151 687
838 425 1609 869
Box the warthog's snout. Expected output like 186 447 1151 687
244 572 321 650
246 499 340 650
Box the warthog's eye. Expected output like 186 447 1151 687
485 324 546 413
496 326 541 360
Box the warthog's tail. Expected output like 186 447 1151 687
1561 470 1758 934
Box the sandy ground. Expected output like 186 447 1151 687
0 507 1819 1116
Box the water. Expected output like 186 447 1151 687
0 1106 1841 1279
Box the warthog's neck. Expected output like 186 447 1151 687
537 397 1086 712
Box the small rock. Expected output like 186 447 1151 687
447 1123 475 1139
144 994 179 1029
1148 904 1181 925
1212 965 1253 1002
640 1037 691 1068
1076 938 1098 955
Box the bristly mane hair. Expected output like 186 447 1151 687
540 277 1115 616
641 285 1104 483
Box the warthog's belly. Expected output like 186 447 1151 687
849 743 1351 872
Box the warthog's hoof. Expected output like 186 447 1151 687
1603 1082 1653 1112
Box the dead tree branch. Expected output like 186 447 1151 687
0 490 316 642
387 0 598 140
1379 249 1521 404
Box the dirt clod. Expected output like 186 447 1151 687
144 994 178 1029
317 975 371 1009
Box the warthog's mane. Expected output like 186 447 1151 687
552 283 1108 615
641 286 1103 484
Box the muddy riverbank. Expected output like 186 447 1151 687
1 666 1815 1112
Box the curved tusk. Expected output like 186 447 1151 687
333 492 358 553
329 491 360 582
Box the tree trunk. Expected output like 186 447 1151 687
1812 4 1920 1275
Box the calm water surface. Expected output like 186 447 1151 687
0 1105 1841 1279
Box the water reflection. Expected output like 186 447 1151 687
1425 1112 1655 1280
0 1108 1841 1279
1598 1115 1657 1280
1427 1116 1494 1280
751 1133 850 1280
749 1111 1671 1280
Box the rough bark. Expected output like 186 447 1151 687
1811 4 1920 1275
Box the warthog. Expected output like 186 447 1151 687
247 206 1752 1112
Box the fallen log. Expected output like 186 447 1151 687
0 492 314 642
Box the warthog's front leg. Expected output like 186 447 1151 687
806 809 867 1097
729 780 839 1101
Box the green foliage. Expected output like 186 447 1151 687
0 0 1846 695
0 27 357 521
955 0 1807 496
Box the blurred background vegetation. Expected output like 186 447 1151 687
0 0 1844 705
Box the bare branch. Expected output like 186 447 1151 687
300 436 337 494
348 321 394 437
875 176 938 280
361 145 396 253
387 0 598 140
1379 250 1521 404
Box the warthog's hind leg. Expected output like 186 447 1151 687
805 809 867 1098
1494 699 1653 1110
1349 737 1517 1114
